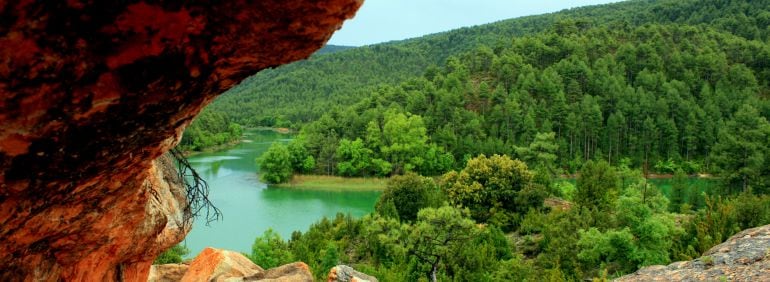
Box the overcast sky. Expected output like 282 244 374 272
328 0 623 46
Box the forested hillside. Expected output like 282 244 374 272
292 23 770 191
178 110 243 151
176 44 353 151
204 0 770 128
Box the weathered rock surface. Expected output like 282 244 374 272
0 1 361 280
616 224 770 281
244 262 314 282
150 248 314 282
181 247 263 281
148 263 190 282
327 265 379 282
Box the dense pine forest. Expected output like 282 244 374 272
289 23 770 188
205 0 770 128
176 0 770 281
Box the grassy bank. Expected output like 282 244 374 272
274 174 387 191
181 127 294 156
180 139 241 157
253 126 295 134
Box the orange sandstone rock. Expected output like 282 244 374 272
244 262 314 282
148 263 190 282
181 247 263 282
152 254 315 282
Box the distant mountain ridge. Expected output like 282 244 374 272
207 0 770 127
314 44 355 56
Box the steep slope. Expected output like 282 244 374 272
209 0 770 127
0 0 361 280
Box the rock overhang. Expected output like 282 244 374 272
0 0 362 280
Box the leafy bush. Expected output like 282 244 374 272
249 229 294 269
154 244 190 264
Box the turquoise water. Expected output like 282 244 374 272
182 130 380 257
649 177 715 202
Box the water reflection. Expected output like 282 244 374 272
182 129 380 258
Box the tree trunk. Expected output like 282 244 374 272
743 175 748 193
430 263 438 282
608 136 612 165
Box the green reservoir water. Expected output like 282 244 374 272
182 130 380 257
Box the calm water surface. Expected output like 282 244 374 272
182 130 380 257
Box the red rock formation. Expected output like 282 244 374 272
149 248 314 282
0 0 362 280
181 247 263 281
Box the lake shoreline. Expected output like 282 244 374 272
182 129 379 257
181 139 242 157
181 127 294 157
273 174 387 191
252 126 295 134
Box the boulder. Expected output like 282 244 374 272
150 250 315 282
327 265 379 282
182 248 263 282
244 262 314 282
616 224 770 281
148 264 189 282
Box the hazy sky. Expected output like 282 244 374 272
329 0 622 46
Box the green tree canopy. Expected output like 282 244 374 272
711 104 770 194
335 138 373 177
249 228 294 269
367 110 429 174
517 131 559 175
441 154 543 230
575 160 619 212
257 143 293 184
288 138 315 173
408 206 477 282
376 172 441 222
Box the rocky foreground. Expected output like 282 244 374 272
156 224 770 282
616 224 770 281
149 247 377 282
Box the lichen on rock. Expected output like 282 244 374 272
327 265 379 282
615 224 770 282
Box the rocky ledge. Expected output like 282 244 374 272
149 248 382 282
327 265 379 282
616 224 770 281
149 247 314 282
